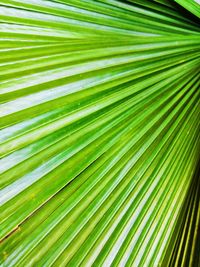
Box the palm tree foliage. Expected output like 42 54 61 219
0 0 200 266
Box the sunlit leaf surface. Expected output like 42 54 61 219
0 0 200 266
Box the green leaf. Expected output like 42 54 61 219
0 0 200 266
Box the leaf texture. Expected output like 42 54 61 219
0 0 200 266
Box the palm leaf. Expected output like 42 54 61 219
0 0 200 266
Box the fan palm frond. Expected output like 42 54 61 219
0 0 200 266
